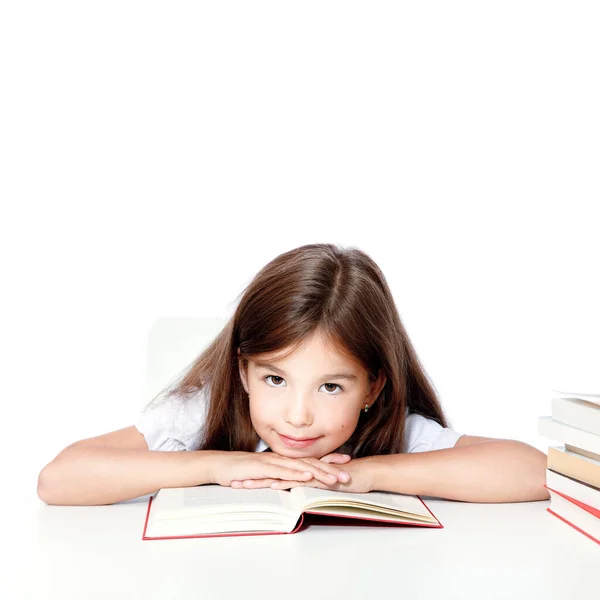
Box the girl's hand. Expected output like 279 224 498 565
318 452 353 466
268 457 374 494
229 452 373 493
209 451 352 488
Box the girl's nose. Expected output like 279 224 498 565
283 395 314 428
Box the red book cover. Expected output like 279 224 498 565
141 493 444 541
544 484 600 546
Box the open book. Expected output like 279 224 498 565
142 484 443 540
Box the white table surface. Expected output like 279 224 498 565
3 492 599 600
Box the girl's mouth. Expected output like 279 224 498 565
277 433 321 448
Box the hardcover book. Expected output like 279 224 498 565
142 484 443 540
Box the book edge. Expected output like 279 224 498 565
544 484 600 518
552 397 600 432
546 507 600 546
538 416 600 454
546 467 600 494
549 445 600 465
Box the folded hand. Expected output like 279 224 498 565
230 452 374 493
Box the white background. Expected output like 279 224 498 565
1 0 598 563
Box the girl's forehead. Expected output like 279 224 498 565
253 349 363 375
259 341 351 363
244 330 362 368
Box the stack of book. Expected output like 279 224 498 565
538 390 600 545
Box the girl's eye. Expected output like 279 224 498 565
262 375 344 395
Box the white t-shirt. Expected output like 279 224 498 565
134 385 463 454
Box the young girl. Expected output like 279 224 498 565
37 243 550 506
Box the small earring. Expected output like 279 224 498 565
363 403 369 413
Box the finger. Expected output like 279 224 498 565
265 465 316 482
269 459 340 484
240 478 279 488
270 480 307 490
271 479 329 490
297 457 351 484
231 480 279 488
320 453 352 464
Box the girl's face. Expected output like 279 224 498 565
238 331 387 458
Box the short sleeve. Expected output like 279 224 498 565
403 413 463 453
135 386 210 452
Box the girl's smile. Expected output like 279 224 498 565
276 432 322 448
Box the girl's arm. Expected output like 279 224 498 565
37 443 222 506
37 426 351 506
366 437 550 503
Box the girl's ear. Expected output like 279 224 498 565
237 347 249 394
368 369 387 406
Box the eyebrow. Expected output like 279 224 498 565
253 361 358 381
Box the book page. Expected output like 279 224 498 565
183 486 287 508
290 486 433 520
152 485 296 520
303 504 434 523
564 444 600 463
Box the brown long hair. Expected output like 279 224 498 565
156 243 451 458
